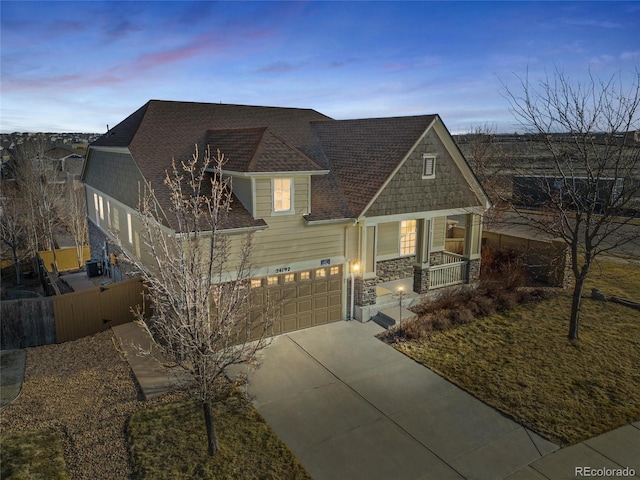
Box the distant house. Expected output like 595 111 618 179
44 146 85 183
82 100 490 330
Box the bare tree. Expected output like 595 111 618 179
61 182 89 268
459 123 507 228
120 146 275 455
0 182 29 284
13 139 65 271
502 67 640 339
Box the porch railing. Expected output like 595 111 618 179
429 261 468 289
442 251 464 264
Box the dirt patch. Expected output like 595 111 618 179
0 330 185 479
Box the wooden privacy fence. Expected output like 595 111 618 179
39 245 91 273
54 278 145 343
1 278 145 349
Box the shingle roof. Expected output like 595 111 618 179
205 127 324 173
90 100 443 228
91 100 331 231
305 115 437 220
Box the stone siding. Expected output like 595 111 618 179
376 256 415 282
354 277 377 306
413 266 430 294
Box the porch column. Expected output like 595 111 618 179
355 224 377 306
463 213 483 283
413 219 431 294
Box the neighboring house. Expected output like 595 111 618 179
82 100 490 331
43 146 85 183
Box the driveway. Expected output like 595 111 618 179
227 321 558 480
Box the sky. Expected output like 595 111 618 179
1 1 639 134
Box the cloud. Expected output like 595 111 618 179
256 61 307 74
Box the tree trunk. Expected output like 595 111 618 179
568 275 585 340
12 245 22 286
203 399 219 456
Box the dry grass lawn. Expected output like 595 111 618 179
396 258 640 446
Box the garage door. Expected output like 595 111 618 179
250 265 343 334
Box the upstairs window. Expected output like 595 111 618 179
400 220 417 255
422 154 436 179
273 178 292 212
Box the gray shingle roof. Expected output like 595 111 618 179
90 100 446 228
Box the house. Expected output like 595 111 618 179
82 100 490 331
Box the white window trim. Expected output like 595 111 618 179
422 154 436 179
400 220 417 256
272 178 294 214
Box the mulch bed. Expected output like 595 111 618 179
0 330 185 479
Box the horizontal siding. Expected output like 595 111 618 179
377 222 399 256
254 176 309 218
255 178 271 217
432 216 446 251
252 220 344 267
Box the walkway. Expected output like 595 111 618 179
227 321 558 480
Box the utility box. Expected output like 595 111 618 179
86 260 103 278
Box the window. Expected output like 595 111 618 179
113 208 120 231
299 271 310 280
422 154 436 178
127 213 133 244
93 193 99 222
251 279 262 288
99 196 104 220
273 178 292 212
267 276 278 286
107 201 111 228
315 268 326 278
400 220 417 255
284 273 295 283
330 266 340 276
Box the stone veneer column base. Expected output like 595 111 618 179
468 258 481 283
354 277 377 306
413 265 430 294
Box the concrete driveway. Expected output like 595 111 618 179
227 321 558 480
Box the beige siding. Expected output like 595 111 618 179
345 224 359 262
250 215 345 268
230 176 253 216
255 178 271 217
431 216 446 251
377 222 399 256
294 177 308 213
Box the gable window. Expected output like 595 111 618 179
422 154 436 179
400 220 417 255
273 178 292 213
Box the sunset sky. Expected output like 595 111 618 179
1 1 639 133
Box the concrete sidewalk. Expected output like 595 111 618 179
0 349 26 409
227 321 559 480
112 322 192 399
507 423 640 479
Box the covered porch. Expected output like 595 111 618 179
350 212 483 322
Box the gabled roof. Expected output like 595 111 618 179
205 127 325 174
305 115 437 220
88 100 486 230
90 100 331 231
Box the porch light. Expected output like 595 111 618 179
352 262 360 273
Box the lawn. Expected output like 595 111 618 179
395 258 640 446
128 385 311 480
1 429 69 480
